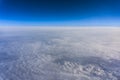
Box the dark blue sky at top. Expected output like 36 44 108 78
0 0 120 26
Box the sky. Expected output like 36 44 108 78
0 0 120 27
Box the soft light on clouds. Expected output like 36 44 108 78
0 27 120 80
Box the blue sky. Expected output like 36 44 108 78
0 0 120 27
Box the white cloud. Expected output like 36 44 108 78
0 27 120 80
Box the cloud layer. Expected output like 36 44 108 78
0 27 120 80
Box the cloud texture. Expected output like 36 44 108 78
0 27 120 80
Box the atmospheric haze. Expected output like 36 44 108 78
0 27 120 80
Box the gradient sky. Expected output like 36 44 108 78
0 0 120 26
